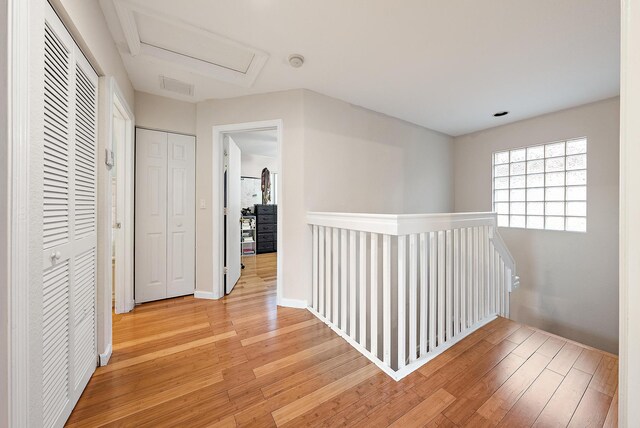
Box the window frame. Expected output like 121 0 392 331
491 137 587 233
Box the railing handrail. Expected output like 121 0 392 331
307 210 517 281
307 211 498 235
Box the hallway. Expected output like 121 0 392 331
66 253 618 427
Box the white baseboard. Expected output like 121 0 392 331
278 297 308 309
194 290 218 300
99 344 112 366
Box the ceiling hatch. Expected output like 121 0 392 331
113 0 269 87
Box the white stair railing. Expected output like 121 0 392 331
307 212 518 381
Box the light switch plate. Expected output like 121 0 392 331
200 199 206 209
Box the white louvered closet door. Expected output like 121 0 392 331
42 3 98 427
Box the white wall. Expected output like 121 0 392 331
195 89 454 304
135 91 197 135
51 0 134 108
241 152 278 178
304 90 453 214
453 97 619 353
620 0 640 423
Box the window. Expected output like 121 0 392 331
492 138 587 232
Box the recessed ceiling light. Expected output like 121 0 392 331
494 111 509 117
288 54 304 68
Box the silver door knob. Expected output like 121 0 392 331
114 222 122 229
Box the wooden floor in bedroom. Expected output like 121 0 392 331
66 252 618 427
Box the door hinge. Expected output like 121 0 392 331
224 207 228 215
224 266 229 274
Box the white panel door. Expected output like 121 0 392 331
41 3 99 427
225 136 242 293
135 129 168 303
167 133 196 297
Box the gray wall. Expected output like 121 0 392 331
453 97 619 353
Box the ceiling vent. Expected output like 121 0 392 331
159 76 194 96
113 0 269 87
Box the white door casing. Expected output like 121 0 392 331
135 129 168 303
167 133 196 298
225 136 241 293
41 3 99 426
135 128 195 303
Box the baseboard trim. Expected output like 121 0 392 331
194 290 219 300
99 344 112 366
278 297 308 309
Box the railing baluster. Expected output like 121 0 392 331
332 228 339 324
409 234 418 363
370 233 378 358
359 232 367 347
437 230 445 346
460 228 467 331
419 232 428 357
398 235 407 369
473 227 479 324
500 258 505 316
446 229 453 341
506 267 512 317
429 232 437 351
488 239 494 315
383 234 391 366
312 225 318 311
453 228 460 336
326 227 332 320
349 230 357 338
319 226 325 317
485 226 491 317
340 229 348 330
479 226 485 319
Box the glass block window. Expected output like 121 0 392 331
492 138 587 232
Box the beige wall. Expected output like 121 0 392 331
196 90 306 300
453 97 620 353
195 89 454 303
135 91 197 135
52 0 134 108
303 90 453 214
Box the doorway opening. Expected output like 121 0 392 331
108 79 135 316
213 120 283 301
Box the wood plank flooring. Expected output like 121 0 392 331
66 253 618 427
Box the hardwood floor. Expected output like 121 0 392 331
67 253 618 427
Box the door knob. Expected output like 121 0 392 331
114 222 122 229
50 251 61 261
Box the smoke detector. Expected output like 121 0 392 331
288 54 304 68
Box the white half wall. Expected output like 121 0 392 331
135 91 197 135
453 97 620 353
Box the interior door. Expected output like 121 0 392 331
225 136 242 293
135 129 168 303
166 133 196 297
41 3 99 426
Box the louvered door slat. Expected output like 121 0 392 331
40 5 99 427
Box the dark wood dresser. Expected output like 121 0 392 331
255 204 277 254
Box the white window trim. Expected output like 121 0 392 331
491 137 588 233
